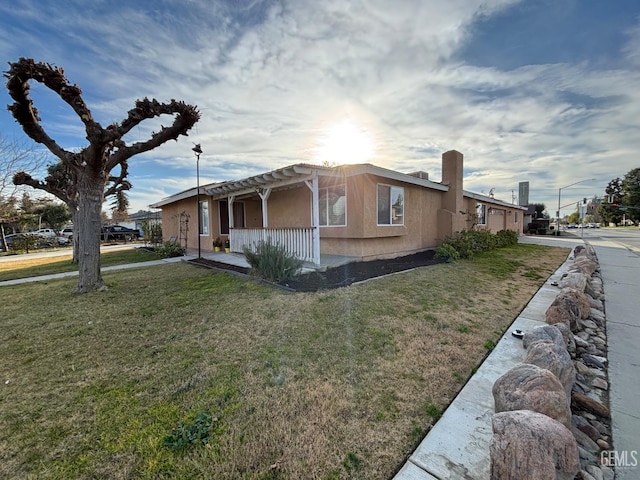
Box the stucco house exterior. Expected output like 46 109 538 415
151 150 525 266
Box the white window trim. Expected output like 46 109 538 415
377 183 404 226
476 203 487 226
319 184 347 227
199 200 209 235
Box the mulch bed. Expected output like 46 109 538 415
189 250 444 292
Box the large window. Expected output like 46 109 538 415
377 184 404 225
476 203 486 226
319 184 346 226
199 200 209 235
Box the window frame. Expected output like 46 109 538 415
199 200 209 235
377 184 404 226
476 203 487 226
319 184 347 227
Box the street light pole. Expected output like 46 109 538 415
193 144 203 258
556 178 595 236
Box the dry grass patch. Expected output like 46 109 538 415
0 243 569 479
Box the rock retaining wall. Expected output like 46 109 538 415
489 245 615 480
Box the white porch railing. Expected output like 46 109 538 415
230 227 318 265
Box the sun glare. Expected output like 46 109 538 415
315 120 375 165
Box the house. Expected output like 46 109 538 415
151 150 525 266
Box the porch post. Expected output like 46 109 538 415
305 176 321 266
257 188 272 228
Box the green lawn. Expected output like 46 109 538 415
0 243 569 479
0 247 160 282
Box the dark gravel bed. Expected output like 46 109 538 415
189 250 444 292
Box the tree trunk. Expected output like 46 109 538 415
76 172 105 293
71 209 79 264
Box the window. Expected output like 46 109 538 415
219 200 245 235
377 184 404 225
199 200 209 235
319 184 346 226
515 211 519 223
476 203 486 226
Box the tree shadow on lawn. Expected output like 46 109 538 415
189 250 445 292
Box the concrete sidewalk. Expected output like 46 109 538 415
587 237 640 480
393 235 584 480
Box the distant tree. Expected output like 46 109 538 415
621 168 640 224
567 211 580 224
34 202 71 234
0 134 48 250
110 190 130 224
601 178 624 226
6 58 199 292
530 203 547 218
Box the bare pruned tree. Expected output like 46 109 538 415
6 58 200 292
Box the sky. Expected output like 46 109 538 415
1 0 639 217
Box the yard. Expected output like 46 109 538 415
0 243 569 479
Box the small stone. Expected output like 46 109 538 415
574 335 590 348
582 354 606 369
572 392 610 419
591 336 605 346
592 377 608 391
577 331 590 341
586 464 604 480
590 420 608 435
580 319 599 330
574 361 591 375
600 464 614 480
581 470 597 480
572 426 600 453
596 438 611 450
578 445 598 462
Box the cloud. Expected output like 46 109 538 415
1 0 639 214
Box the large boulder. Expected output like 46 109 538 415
491 410 579 480
559 272 588 292
525 341 576 401
568 256 598 277
557 287 591 319
545 296 580 331
552 322 576 354
523 325 565 350
493 364 571 427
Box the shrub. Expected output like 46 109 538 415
436 229 519 261
495 229 518 247
243 240 303 282
155 241 185 258
435 242 460 262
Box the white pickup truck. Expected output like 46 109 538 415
30 228 57 238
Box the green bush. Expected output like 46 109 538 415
243 240 303 282
495 229 518 247
155 241 185 258
435 242 460 262
436 229 519 261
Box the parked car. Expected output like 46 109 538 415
59 227 74 239
30 228 57 238
101 225 140 241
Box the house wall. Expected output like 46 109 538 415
267 185 311 227
319 173 444 259
462 197 524 235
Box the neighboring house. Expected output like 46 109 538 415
151 150 525 266
128 210 163 236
